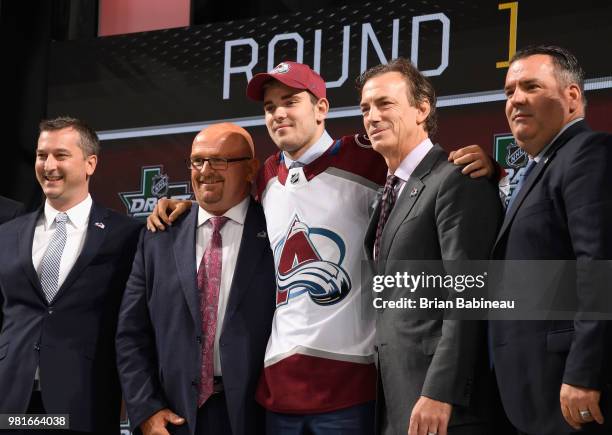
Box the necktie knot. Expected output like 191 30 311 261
55 212 68 225
289 161 305 169
209 216 229 233
384 174 399 190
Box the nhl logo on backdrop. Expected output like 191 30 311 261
274 215 351 307
119 166 192 219
505 141 528 169
151 173 169 197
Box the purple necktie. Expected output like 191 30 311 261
374 174 400 260
197 216 229 406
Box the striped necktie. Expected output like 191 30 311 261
39 212 68 303
374 174 400 260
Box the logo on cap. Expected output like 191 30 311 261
272 62 290 74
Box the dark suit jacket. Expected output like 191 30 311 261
490 121 612 434
0 195 25 224
0 201 142 433
364 145 503 434
116 198 276 435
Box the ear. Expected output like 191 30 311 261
416 99 431 126
85 154 98 178
565 83 583 115
245 157 260 183
314 97 330 123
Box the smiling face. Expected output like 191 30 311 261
504 54 583 156
35 127 97 211
359 71 430 171
190 125 258 215
263 81 329 160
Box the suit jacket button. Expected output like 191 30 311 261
196 336 202 344
34 344 40 351
48 309 54 314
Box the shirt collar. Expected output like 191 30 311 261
283 130 334 168
198 195 250 228
533 117 584 163
44 194 92 230
392 138 434 182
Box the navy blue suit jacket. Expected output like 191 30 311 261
0 201 142 433
116 198 275 435
490 121 612 434
0 195 25 224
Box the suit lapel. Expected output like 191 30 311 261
173 203 200 325
17 209 46 302
222 198 269 331
53 202 110 304
378 145 443 261
494 121 590 250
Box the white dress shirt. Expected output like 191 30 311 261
196 196 249 376
393 137 434 198
32 195 93 289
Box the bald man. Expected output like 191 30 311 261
116 123 276 435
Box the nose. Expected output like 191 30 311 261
273 106 287 122
43 154 58 171
367 105 382 123
509 87 526 106
200 159 216 175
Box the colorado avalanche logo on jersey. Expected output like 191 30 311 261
274 216 351 307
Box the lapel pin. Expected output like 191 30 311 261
94 222 105 229
409 187 418 197
257 231 267 238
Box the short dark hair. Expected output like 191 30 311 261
39 116 100 156
510 45 586 107
355 58 437 136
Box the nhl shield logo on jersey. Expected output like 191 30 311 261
274 215 351 307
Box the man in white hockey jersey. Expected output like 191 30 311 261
147 61 495 435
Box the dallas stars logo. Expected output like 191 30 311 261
119 166 192 218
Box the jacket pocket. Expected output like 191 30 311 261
546 329 574 353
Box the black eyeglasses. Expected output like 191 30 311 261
186 157 251 171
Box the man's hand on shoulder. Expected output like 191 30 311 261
449 144 495 179
146 198 193 232
140 408 185 435
408 396 452 435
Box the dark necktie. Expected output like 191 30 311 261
197 216 229 406
374 174 400 260
506 158 536 213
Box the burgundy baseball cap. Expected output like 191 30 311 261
246 61 326 101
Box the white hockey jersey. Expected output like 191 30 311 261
255 134 387 413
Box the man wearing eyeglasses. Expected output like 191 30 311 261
116 122 276 435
